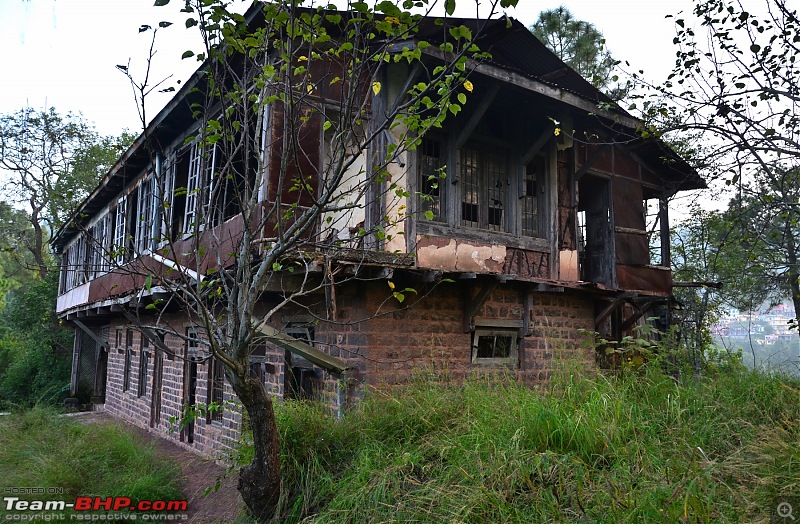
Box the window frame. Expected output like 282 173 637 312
123 328 134 392
470 327 519 368
415 135 552 251
207 357 225 423
135 174 156 255
137 334 149 398
417 136 446 223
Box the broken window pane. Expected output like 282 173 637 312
471 327 518 366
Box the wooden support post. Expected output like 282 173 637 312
463 279 498 333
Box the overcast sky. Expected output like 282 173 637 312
0 0 695 137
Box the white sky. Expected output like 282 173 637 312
0 0 694 137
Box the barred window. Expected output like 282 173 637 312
208 357 225 423
460 146 508 232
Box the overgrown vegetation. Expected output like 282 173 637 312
255 360 799 523
0 273 72 409
0 409 183 517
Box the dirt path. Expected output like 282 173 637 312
76 412 247 523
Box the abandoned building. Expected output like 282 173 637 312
53 7 705 456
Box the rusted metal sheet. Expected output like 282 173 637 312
616 265 672 295
611 177 645 229
576 143 613 173
614 230 649 266
612 147 639 180
268 102 321 208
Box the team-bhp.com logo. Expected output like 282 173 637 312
4 495 188 520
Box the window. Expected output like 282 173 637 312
460 146 508 232
186 327 200 360
113 196 128 266
87 211 112 279
207 357 225 423
284 324 321 400
137 335 149 397
115 328 123 351
522 156 545 237
184 142 217 235
418 138 445 222
471 328 518 367
161 150 184 241
75 234 88 287
123 329 134 392
249 342 275 388
135 175 156 254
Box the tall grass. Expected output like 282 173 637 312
0 409 183 516
269 362 799 523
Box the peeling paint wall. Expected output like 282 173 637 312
417 237 506 272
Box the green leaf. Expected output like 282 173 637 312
444 0 455 16
424 210 434 220
145 275 153 291
153 0 170 6
457 92 467 105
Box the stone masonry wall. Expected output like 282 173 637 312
104 313 240 460
96 279 595 458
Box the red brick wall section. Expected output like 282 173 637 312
355 280 595 388
103 314 241 460
99 281 596 458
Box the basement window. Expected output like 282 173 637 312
471 327 518 367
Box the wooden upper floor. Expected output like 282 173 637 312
53 9 704 316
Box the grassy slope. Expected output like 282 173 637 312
270 363 799 523
0 409 183 516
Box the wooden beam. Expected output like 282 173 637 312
533 283 564 293
595 296 626 327
388 62 423 117
574 144 610 181
463 280 498 333
256 322 349 375
454 83 501 149
659 198 671 268
72 320 108 350
421 48 642 129
522 291 533 337
620 301 654 333
521 128 553 165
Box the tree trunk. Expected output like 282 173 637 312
785 230 800 338
229 371 282 521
